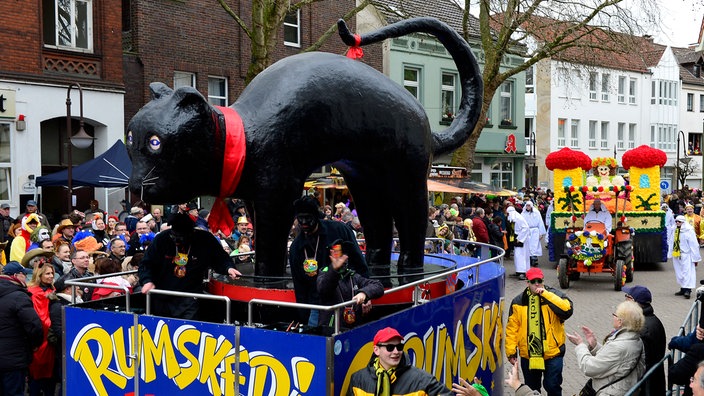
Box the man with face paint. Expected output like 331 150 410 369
288 196 369 326
138 213 242 320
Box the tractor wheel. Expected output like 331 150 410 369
558 258 570 289
614 259 625 291
625 260 634 283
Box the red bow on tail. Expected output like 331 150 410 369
346 34 363 60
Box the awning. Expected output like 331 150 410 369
427 179 472 194
36 139 132 188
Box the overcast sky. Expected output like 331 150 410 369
651 0 701 47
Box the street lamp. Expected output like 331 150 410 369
529 131 536 187
65 83 95 213
676 130 688 191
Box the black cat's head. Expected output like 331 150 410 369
126 82 223 203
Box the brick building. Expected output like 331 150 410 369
0 0 125 224
122 0 380 128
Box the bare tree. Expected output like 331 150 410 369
450 0 661 170
677 159 699 190
217 0 370 84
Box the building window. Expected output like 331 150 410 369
43 0 93 52
656 80 678 106
687 93 694 111
499 80 514 125
589 120 597 148
283 9 301 47
617 76 626 103
174 71 195 89
525 65 534 93
700 94 704 112
589 72 598 100
570 119 579 147
651 81 656 104
617 122 625 149
471 162 482 182
628 78 637 104
490 161 513 189
403 66 421 100
558 118 566 148
688 133 702 155
600 121 609 149
441 73 457 123
0 125 11 201
601 73 610 102
651 124 676 150
557 67 568 98
207 76 227 106
628 124 636 149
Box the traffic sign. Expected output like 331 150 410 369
660 180 670 190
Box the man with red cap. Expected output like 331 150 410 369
347 327 452 395
506 267 573 396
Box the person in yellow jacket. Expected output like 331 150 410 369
506 267 573 396
684 204 704 246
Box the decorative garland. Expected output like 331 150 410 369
591 157 618 169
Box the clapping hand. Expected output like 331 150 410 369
566 330 583 345
451 377 483 396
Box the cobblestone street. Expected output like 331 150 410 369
501 251 696 395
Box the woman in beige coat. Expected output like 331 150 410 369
567 300 645 395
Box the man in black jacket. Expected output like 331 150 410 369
139 213 242 320
347 327 452 395
623 285 666 394
0 263 43 395
289 196 369 326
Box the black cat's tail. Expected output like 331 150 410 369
338 17 483 156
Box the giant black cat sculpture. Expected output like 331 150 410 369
126 17 483 279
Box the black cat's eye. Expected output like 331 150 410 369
126 131 133 146
148 135 161 151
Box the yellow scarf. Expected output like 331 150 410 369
527 292 546 370
373 357 397 396
674 228 681 258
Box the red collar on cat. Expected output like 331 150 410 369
209 106 246 236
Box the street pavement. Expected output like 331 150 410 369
500 250 698 395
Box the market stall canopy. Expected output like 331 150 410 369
427 179 473 194
458 181 517 196
36 139 132 188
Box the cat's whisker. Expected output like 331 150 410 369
142 182 156 186
142 176 159 183
143 166 156 180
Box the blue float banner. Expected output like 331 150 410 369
238 326 328 395
65 307 136 396
333 272 505 395
137 315 237 396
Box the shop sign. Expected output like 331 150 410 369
0 88 16 119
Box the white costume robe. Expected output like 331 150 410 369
584 202 612 233
663 207 675 247
668 221 701 289
521 201 546 257
508 207 530 274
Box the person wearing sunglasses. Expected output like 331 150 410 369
506 267 574 396
347 327 452 395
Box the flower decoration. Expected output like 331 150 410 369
545 147 592 171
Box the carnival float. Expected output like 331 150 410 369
546 145 668 290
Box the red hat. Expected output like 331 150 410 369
373 327 403 345
526 267 544 281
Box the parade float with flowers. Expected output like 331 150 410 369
545 145 668 291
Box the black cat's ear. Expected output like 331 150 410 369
172 87 208 111
149 82 173 100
